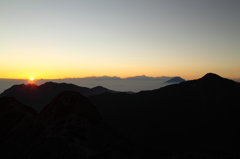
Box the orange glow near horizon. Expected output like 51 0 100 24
1 66 240 80
1 69 240 81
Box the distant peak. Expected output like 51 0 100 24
165 76 185 83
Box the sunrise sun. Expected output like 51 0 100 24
29 77 34 81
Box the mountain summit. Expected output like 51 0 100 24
201 72 224 81
198 73 236 87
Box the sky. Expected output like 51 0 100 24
1 0 240 80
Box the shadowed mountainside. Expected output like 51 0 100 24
89 73 240 156
0 97 37 138
0 91 142 159
0 82 117 112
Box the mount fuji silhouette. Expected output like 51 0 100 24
165 76 185 83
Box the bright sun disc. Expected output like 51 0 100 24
30 77 34 81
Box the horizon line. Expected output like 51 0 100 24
0 75 180 80
1 73 239 81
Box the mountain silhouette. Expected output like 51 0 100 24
0 73 239 158
0 82 117 112
200 72 226 83
0 91 141 159
165 76 185 83
89 73 240 156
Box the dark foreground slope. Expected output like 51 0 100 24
89 73 240 156
0 82 116 112
0 97 37 138
0 91 141 159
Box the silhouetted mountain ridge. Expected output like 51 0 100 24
200 72 227 83
0 82 117 112
89 73 240 157
0 73 239 158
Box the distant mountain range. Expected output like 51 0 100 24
0 73 239 158
0 82 117 112
0 76 186 112
60 75 173 80
0 75 184 93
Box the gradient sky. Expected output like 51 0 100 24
1 0 240 80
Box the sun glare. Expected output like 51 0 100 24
30 77 34 81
